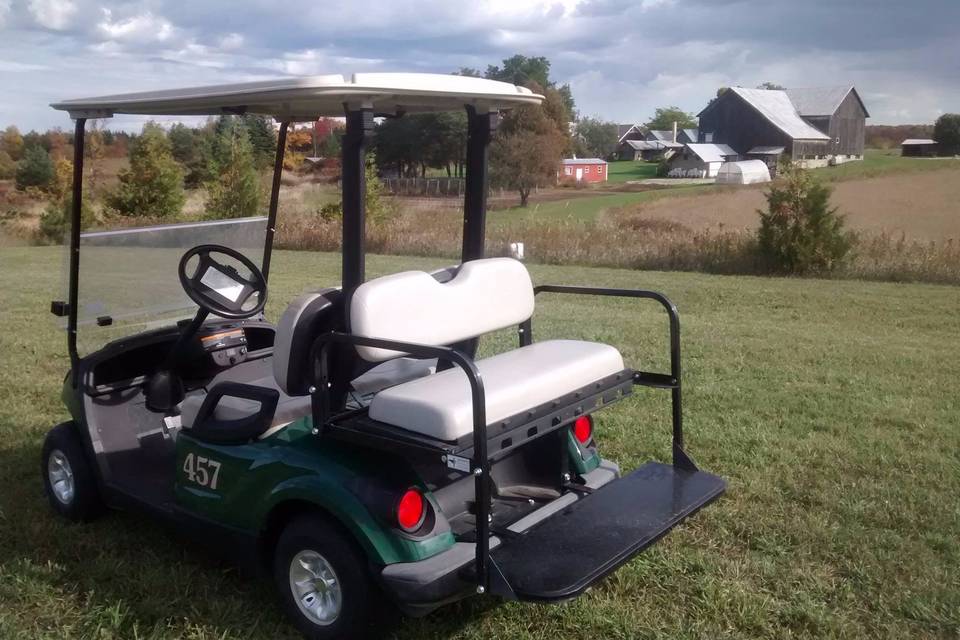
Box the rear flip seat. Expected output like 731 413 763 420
349 258 626 441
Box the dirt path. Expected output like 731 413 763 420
614 168 960 240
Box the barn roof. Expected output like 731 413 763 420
727 88 830 141
786 86 869 117
901 139 936 145
681 128 699 141
747 146 786 154
684 143 737 163
51 73 543 119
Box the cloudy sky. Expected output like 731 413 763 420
1 0 958 131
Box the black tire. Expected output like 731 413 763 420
41 422 103 522
273 514 395 640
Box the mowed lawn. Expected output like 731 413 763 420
1 246 959 639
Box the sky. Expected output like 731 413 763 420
1 0 958 132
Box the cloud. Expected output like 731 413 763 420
27 0 77 30
1 0 959 130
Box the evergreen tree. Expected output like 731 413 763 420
242 115 278 169
15 145 55 191
757 165 855 274
205 121 263 219
106 123 185 218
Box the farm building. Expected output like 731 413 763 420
715 160 771 185
667 143 737 178
616 123 693 160
617 123 643 144
901 139 938 157
559 158 608 183
697 86 868 169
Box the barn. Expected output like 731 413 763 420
667 143 737 178
901 139 938 157
559 158 608 183
697 86 868 168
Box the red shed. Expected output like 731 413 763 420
559 158 608 183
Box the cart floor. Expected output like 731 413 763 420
490 461 725 601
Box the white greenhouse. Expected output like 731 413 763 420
715 160 771 185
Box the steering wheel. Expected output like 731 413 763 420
178 244 267 319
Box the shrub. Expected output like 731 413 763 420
15 145 55 191
756 165 855 274
655 158 671 177
106 123 185 218
309 161 394 224
36 196 97 244
205 121 263 219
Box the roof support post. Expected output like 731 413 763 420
261 120 289 283
67 118 87 380
341 105 374 294
461 106 498 262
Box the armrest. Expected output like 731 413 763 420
190 382 281 445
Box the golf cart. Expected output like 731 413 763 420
43 73 725 639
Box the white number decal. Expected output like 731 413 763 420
182 453 223 490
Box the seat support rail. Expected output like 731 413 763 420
519 285 696 472
309 332 493 593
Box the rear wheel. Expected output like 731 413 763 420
41 422 102 522
273 514 393 640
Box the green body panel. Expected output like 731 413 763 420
566 428 601 475
173 417 455 565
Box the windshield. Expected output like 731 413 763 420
63 217 267 355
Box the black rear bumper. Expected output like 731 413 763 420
380 461 724 609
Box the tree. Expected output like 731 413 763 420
485 54 576 116
106 123 185 218
37 194 96 243
645 106 697 131
576 116 619 159
242 115 278 169
933 113 960 155
2 125 24 160
757 165 855 274
492 98 565 207
205 120 263 219
757 82 786 90
15 145 55 191
0 150 15 180
168 123 197 165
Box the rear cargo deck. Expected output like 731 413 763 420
490 461 725 601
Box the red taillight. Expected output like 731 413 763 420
573 415 593 444
396 489 426 532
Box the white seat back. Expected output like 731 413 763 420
349 258 534 362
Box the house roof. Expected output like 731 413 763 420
647 129 678 142
786 86 869 118
562 158 607 165
625 140 683 151
725 87 830 141
51 73 543 119
684 143 737 163
617 123 642 142
901 139 937 145
681 128 699 141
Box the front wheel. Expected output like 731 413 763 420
41 422 102 522
273 514 394 640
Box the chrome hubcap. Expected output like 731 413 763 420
48 449 75 505
289 550 342 626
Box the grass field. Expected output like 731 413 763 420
1 246 959 639
606 160 659 183
812 149 960 182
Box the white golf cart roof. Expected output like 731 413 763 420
51 73 544 120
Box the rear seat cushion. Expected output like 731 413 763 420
368 340 625 441
349 258 534 362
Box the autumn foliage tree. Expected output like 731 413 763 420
491 82 568 207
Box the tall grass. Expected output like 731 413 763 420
276 206 960 285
